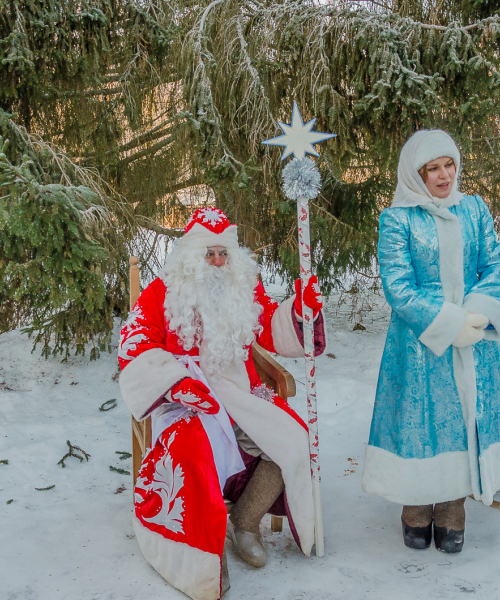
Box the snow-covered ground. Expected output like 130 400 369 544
1 284 500 600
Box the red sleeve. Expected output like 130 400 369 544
254 281 279 353
118 278 168 370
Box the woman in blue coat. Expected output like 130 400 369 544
361 130 500 553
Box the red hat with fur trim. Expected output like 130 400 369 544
179 207 238 249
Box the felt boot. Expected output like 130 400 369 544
434 497 466 553
401 504 433 550
221 549 230 597
227 459 284 568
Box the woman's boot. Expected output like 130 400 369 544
433 497 466 553
227 459 284 568
401 504 433 549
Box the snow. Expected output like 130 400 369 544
1 285 500 600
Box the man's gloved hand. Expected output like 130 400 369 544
452 312 489 348
170 378 219 415
294 275 323 318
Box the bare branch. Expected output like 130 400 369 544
135 216 183 237
118 134 175 167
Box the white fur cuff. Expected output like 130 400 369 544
418 301 468 356
271 296 304 358
119 348 189 421
463 292 500 333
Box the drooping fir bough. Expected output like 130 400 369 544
1 0 500 356
0 109 136 359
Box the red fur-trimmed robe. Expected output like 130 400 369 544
119 277 326 600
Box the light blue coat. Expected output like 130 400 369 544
362 195 500 505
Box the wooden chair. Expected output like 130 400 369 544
129 256 296 531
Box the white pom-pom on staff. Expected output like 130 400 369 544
263 103 336 558
282 157 322 201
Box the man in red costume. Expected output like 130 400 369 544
119 207 326 600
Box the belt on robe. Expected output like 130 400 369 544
150 354 245 491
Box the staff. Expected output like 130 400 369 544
263 102 336 557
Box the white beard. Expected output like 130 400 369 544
161 245 263 379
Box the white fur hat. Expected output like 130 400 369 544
178 207 239 249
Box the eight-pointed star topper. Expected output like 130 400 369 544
262 101 336 160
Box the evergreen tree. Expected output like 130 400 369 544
0 110 132 358
1 0 500 355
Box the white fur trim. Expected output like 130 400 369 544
133 515 221 600
429 209 464 304
208 360 314 555
427 209 486 499
418 302 467 356
452 345 481 499
479 442 500 506
119 348 189 421
463 292 500 333
178 222 239 249
271 296 304 358
361 445 472 505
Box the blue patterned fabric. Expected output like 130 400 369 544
368 195 500 466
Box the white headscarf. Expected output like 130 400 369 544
392 130 463 209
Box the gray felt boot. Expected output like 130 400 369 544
221 549 230 596
401 504 433 550
227 459 284 568
434 497 466 553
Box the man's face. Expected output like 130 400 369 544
205 245 228 267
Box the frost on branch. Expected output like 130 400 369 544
282 157 322 201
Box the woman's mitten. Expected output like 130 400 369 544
452 313 489 348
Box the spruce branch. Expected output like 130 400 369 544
116 116 184 154
115 451 132 460
99 399 117 412
118 134 176 167
109 466 131 475
57 441 91 468
311 201 376 241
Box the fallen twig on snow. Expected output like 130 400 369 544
99 399 117 411
109 466 131 475
57 440 91 468
115 451 132 460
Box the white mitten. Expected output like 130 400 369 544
452 313 489 348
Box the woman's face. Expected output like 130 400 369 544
419 156 456 198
